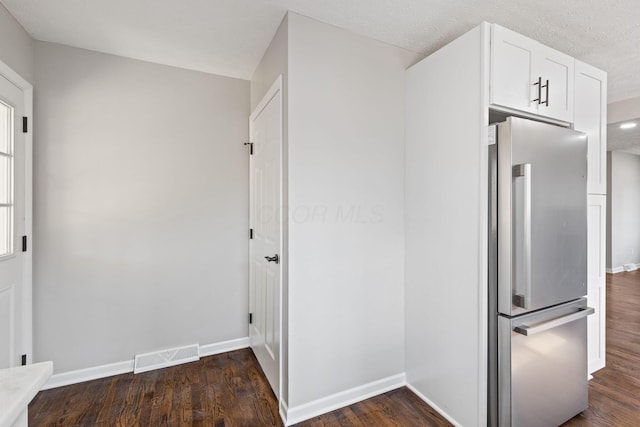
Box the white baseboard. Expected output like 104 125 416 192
279 400 289 426
406 383 463 427
607 264 640 274
589 359 606 375
199 337 250 357
42 337 250 390
41 359 134 390
283 373 406 426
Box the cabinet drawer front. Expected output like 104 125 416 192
499 300 589 426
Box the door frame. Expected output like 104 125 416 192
248 74 284 405
0 59 33 365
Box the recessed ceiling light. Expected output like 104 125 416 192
620 122 637 129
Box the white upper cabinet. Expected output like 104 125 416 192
490 25 538 115
575 61 607 195
535 48 574 121
490 24 574 122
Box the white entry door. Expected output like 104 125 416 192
249 76 282 398
0 72 28 369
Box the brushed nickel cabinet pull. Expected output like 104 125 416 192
532 77 542 104
541 79 549 106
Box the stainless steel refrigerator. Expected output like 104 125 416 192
488 117 594 427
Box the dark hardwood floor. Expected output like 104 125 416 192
28 349 450 426
28 271 640 426
299 388 451 427
29 349 281 426
563 271 640 426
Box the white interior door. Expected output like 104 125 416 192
249 76 282 398
0 72 27 369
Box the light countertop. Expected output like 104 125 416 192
0 362 53 427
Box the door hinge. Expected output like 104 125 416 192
21 354 27 366
243 142 254 155
22 117 28 133
249 313 253 324
22 235 27 252
249 228 253 239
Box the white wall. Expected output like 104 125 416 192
251 15 288 112
607 151 640 270
608 96 640 124
286 13 416 408
405 24 487 427
0 3 34 83
33 42 250 373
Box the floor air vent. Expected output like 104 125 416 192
134 344 200 374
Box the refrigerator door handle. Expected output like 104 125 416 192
513 307 595 336
512 163 532 309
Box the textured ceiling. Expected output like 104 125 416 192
2 0 640 102
608 120 640 155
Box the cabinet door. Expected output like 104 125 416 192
490 25 538 115
490 24 575 123
587 195 606 374
575 61 607 195
534 48 574 122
